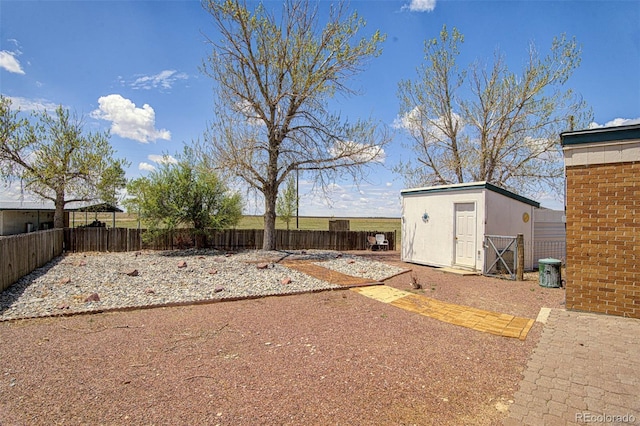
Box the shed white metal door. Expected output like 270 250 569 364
454 203 476 268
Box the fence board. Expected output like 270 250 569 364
61 227 394 253
1 229 64 292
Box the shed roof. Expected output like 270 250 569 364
67 203 123 213
400 181 540 208
561 123 640 146
0 201 122 212
0 201 56 211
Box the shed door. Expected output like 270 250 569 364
454 203 476 268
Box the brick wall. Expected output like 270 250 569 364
565 161 640 318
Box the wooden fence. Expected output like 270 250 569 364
64 227 142 252
1 229 64 292
64 228 396 252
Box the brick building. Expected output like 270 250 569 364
561 124 640 319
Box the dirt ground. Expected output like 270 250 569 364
0 251 565 426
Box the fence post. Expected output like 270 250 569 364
516 233 524 281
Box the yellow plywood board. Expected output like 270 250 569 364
518 319 536 341
351 286 412 303
351 285 536 340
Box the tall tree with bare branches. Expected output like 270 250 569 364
396 25 592 196
200 0 389 250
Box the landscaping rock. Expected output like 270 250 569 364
214 286 225 293
281 277 292 285
144 288 155 294
177 261 187 268
209 269 218 275
85 293 100 303
123 269 139 277
59 277 71 285
256 263 269 270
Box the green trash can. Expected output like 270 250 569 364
538 258 562 288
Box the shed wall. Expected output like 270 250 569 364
532 209 566 267
484 190 536 269
0 210 55 236
401 189 485 270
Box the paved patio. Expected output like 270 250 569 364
504 309 640 425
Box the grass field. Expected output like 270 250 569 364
74 213 402 245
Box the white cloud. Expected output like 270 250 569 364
329 140 386 164
139 162 155 172
91 94 171 143
148 154 177 164
394 108 463 142
233 100 264 126
4 96 58 112
0 50 25 74
302 182 401 217
589 117 640 129
401 0 436 12
131 70 188 90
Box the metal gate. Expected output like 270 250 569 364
484 235 518 280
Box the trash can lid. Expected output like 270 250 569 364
538 257 562 265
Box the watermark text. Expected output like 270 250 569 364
576 412 636 423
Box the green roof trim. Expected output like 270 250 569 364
561 124 640 146
401 181 540 208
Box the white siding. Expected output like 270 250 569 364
532 208 566 267
401 188 485 270
484 190 535 270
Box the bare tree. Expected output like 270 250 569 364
0 96 128 228
396 25 592 196
200 0 389 250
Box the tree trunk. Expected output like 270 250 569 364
194 231 206 249
54 192 66 229
263 187 277 250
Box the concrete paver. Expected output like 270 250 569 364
505 309 640 425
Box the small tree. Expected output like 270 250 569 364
126 147 242 248
0 96 128 228
396 26 592 196
276 175 298 230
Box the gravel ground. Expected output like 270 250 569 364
0 250 566 425
0 249 406 321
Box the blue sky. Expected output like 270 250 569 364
1 0 639 217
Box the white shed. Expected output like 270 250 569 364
401 182 540 272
